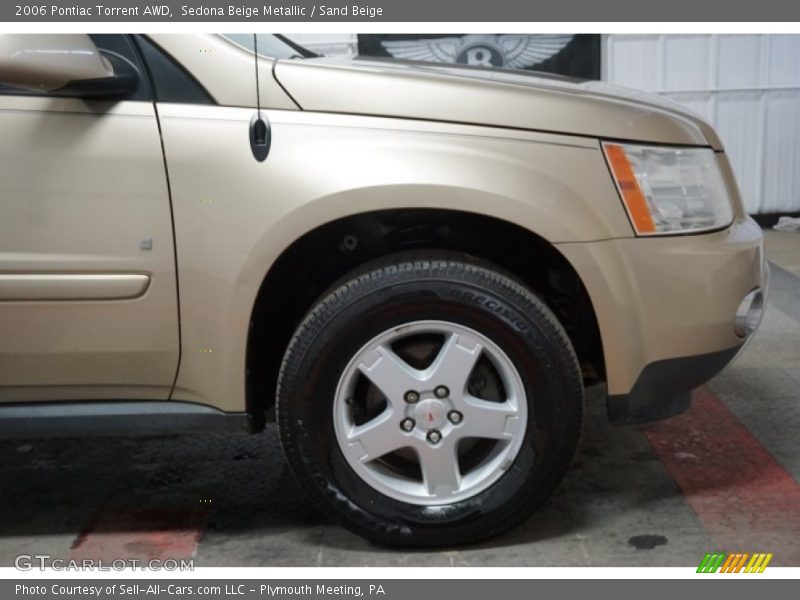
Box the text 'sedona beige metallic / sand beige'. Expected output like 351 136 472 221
0 34 768 546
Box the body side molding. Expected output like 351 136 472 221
0 273 150 301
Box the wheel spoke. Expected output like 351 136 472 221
357 344 422 406
344 411 409 462
419 442 462 496
426 332 483 392
456 395 519 440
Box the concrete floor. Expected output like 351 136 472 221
1 230 798 568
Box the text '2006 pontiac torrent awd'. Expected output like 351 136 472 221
0 34 767 547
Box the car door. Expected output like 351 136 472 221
0 34 179 402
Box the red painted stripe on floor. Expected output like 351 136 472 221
70 507 208 563
642 386 800 565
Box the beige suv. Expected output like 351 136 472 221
0 34 767 546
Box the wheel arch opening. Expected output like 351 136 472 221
246 208 605 429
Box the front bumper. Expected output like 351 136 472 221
557 216 767 424
606 346 740 424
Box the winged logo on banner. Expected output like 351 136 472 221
381 34 573 69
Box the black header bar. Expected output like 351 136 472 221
3 0 800 22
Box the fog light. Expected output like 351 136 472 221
734 288 764 338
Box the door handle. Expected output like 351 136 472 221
249 112 271 162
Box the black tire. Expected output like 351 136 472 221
276 253 583 547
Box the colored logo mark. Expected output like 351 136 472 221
697 552 773 573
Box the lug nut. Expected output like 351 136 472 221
404 390 420 404
448 410 463 424
434 385 449 398
427 429 442 444
400 418 415 432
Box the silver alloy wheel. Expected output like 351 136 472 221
333 320 528 506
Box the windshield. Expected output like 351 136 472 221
221 34 318 59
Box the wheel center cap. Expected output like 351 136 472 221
413 398 448 430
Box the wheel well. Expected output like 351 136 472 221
246 209 605 429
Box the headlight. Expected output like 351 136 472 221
602 142 734 235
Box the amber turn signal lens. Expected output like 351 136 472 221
603 143 656 234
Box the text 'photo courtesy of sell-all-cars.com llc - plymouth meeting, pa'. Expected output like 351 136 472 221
0 33 767 547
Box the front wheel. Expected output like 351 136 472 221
276 254 583 547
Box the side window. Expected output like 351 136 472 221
221 34 317 59
0 34 151 100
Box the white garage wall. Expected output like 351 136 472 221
604 34 800 214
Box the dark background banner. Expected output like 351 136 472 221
3 0 800 22
358 34 601 79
